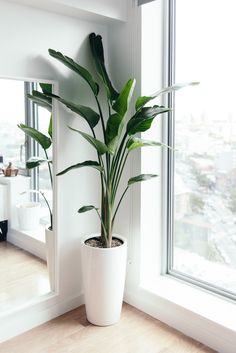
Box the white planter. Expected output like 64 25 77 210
16 202 41 231
81 234 127 326
45 227 55 291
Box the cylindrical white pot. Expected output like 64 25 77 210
81 234 127 326
16 202 41 231
45 227 55 292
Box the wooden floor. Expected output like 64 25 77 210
0 304 217 353
0 241 50 312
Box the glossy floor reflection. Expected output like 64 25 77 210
0 242 50 312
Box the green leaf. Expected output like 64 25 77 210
48 49 99 96
18 124 51 150
78 205 98 213
128 174 158 186
39 83 52 94
153 82 199 97
126 106 171 135
43 92 100 129
89 33 119 102
113 79 136 116
59 98 100 129
106 79 136 153
57 160 103 176
48 114 52 138
127 137 163 151
27 91 52 111
26 157 51 169
68 127 109 155
135 82 199 111
135 96 154 111
106 113 123 154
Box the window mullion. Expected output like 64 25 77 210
24 82 39 202
164 0 176 275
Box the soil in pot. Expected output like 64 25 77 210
85 236 123 248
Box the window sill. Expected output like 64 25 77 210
141 274 236 333
12 225 46 243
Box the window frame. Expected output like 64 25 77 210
24 82 40 202
165 0 236 301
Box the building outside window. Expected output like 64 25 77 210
167 0 236 298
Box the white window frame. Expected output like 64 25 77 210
165 0 236 301
126 2 236 352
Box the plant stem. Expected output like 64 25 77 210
112 152 129 204
89 124 107 241
112 186 129 227
94 208 108 243
45 149 53 189
110 133 127 182
39 190 53 230
95 96 106 142
44 149 53 229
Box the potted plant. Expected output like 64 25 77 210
45 33 198 325
18 83 55 290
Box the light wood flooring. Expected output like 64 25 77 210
0 241 50 312
0 303 217 353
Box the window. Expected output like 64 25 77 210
167 0 236 298
0 79 27 173
28 83 52 223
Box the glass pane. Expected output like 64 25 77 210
0 79 26 172
173 0 236 294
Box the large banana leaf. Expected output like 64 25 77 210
68 126 109 155
78 205 98 213
126 106 171 135
135 96 153 112
18 124 51 150
41 92 100 129
57 160 103 176
128 174 158 186
26 157 52 169
48 114 52 138
106 113 123 153
135 82 199 111
89 33 119 102
127 137 164 151
27 90 52 111
59 98 100 129
39 83 52 94
106 79 136 153
48 49 99 96
112 79 136 116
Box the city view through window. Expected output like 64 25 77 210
173 0 236 294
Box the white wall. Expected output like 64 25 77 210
0 0 128 340
8 0 127 22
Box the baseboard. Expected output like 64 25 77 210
0 293 84 342
124 289 236 353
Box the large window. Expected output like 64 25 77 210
167 0 236 298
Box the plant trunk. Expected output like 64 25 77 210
102 190 113 248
